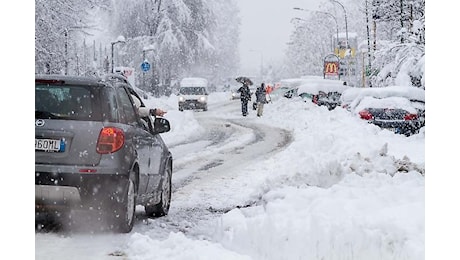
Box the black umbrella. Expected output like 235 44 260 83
235 76 253 86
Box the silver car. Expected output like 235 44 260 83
35 74 173 233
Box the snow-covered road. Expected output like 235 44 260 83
35 95 293 259
35 92 425 260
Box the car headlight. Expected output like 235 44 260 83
178 96 185 102
199 96 207 102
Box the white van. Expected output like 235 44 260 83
178 77 209 111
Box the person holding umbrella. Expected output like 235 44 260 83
237 79 252 116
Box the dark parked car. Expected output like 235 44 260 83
350 96 423 136
296 79 348 110
311 91 342 110
35 74 173 233
343 85 425 136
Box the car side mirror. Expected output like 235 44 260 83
153 117 171 134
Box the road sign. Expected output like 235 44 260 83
141 61 151 72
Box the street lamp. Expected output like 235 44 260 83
249 49 263 81
329 0 352 85
111 35 126 73
293 7 339 53
330 0 349 49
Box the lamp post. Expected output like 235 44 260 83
330 0 351 85
249 49 263 82
330 0 349 49
293 7 339 53
111 35 126 73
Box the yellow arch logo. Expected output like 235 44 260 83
324 62 338 74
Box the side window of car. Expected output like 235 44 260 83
101 87 119 122
116 86 138 125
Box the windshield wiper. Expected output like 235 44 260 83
35 110 63 119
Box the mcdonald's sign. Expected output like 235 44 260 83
324 62 339 76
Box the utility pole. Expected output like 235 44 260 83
365 0 372 87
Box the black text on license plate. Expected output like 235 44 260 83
35 139 65 152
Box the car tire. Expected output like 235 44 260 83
203 105 208 111
145 164 172 217
111 178 136 233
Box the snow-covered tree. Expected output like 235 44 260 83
284 0 424 88
284 15 335 77
35 0 239 95
369 0 425 88
35 0 110 74
107 0 239 94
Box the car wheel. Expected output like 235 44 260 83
111 178 136 233
203 105 208 111
145 164 172 217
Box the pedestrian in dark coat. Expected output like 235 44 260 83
255 83 267 117
237 81 252 116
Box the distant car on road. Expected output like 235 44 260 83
178 77 209 111
35 74 173 233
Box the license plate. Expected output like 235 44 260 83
35 138 65 152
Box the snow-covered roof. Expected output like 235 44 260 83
341 86 425 104
297 79 348 94
180 77 208 87
353 96 418 114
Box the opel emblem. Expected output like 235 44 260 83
35 119 45 127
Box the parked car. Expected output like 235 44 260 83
340 85 425 111
35 73 173 233
296 78 348 110
349 95 424 136
178 77 209 111
269 86 298 101
311 91 343 110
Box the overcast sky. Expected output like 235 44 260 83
236 0 321 74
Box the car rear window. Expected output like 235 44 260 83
35 84 102 121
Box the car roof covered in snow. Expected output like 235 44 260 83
297 79 349 94
180 77 208 87
341 85 425 105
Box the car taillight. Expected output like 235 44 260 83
312 95 318 104
359 110 373 120
96 127 125 154
404 113 418 120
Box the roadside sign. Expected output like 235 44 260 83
141 61 151 72
324 62 339 76
323 54 340 80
